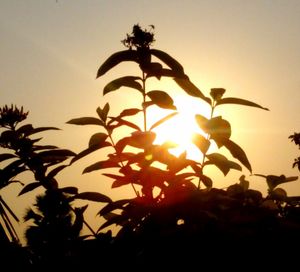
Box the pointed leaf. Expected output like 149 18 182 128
18 182 41 196
83 160 120 174
75 192 112 203
206 116 231 147
224 139 252 173
199 174 213 188
98 199 132 216
205 153 242 176
59 186 78 195
216 97 269 111
47 165 68 179
192 133 210 154
149 112 178 130
103 76 143 95
0 154 17 163
210 88 226 101
150 49 184 73
38 149 76 158
195 114 209 131
67 117 104 126
147 90 176 110
174 78 211 104
27 127 61 136
115 131 156 152
97 50 138 77
89 133 108 148
119 108 141 118
109 117 141 131
71 141 111 164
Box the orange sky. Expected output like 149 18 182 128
1 0 300 242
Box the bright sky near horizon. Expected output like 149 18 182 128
1 0 300 242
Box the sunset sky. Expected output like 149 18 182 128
1 0 300 241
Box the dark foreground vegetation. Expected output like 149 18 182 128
1 25 300 270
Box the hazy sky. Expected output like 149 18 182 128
1 0 300 241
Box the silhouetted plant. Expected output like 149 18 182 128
68 24 279 246
289 132 300 171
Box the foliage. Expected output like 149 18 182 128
1 24 300 268
289 132 300 171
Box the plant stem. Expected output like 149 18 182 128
197 101 216 189
142 72 147 132
107 131 139 197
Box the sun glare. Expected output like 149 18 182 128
150 96 211 160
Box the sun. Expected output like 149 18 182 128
149 95 212 160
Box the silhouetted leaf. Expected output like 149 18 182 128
216 97 269 111
71 142 111 164
75 192 112 203
150 112 178 130
109 117 141 131
38 149 76 160
210 88 226 101
199 174 213 188
192 133 210 154
195 114 209 131
47 165 68 179
103 76 143 95
18 182 41 196
27 127 60 136
147 90 176 110
97 50 138 78
0 153 17 163
174 78 211 104
146 68 188 79
119 108 141 118
150 49 184 73
89 133 109 148
83 160 120 174
97 214 128 232
115 131 156 152
33 145 58 151
59 186 78 195
67 117 104 126
271 188 287 201
224 139 252 173
98 199 132 216
16 124 33 134
206 116 231 147
205 153 242 176
254 174 298 190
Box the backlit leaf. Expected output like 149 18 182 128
206 117 231 147
97 50 138 78
71 142 111 164
210 88 226 101
199 174 213 188
150 49 184 73
89 133 108 148
224 139 252 173
115 131 156 152
74 192 112 203
98 199 131 216
83 160 120 174
149 112 178 130
66 117 104 126
0 153 17 163
205 153 242 176
18 182 41 196
47 165 68 179
103 76 143 95
216 97 269 111
195 114 209 131
192 133 210 154
174 78 211 104
119 108 141 118
147 90 176 110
